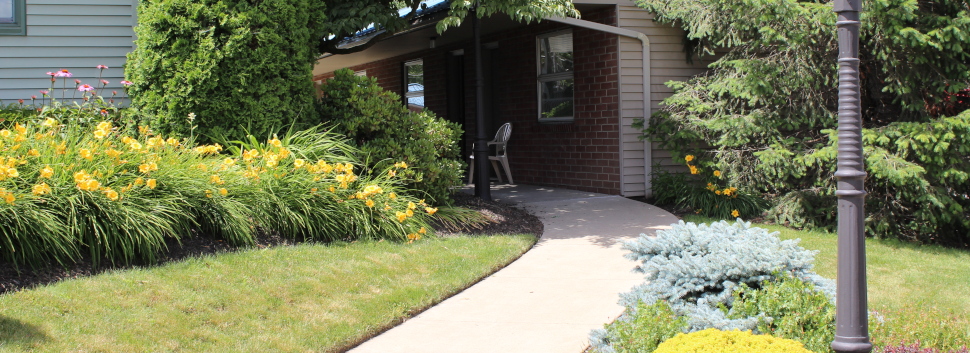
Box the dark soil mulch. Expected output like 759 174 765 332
437 192 543 237
0 193 543 295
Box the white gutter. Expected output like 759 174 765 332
545 15 653 197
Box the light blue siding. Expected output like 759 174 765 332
0 0 137 104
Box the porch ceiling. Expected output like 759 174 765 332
312 4 613 77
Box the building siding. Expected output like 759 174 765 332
0 0 137 104
616 3 711 196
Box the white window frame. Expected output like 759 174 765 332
0 0 26 36
536 29 574 123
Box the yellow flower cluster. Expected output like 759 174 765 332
74 171 101 191
93 121 112 139
0 188 15 204
139 161 159 174
706 183 739 198
32 182 52 196
406 227 428 243
0 157 22 181
193 144 223 155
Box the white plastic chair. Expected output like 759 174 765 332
468 122 513 184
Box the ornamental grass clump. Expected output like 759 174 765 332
0 118 437 267
653 328 814 353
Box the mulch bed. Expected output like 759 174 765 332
0 193 543 295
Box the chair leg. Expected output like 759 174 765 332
490 160 503 183
498 157 514 184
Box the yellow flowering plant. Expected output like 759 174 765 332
650 154 768 220
0 119 439 267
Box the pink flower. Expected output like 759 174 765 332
78 84 94 92
120 80 133 86
101 80 109 85
46 71 54 76
18 99 24 104
40 90 49 95
96 65 108 69
112 91 118 95
31 95 37 99
54 69 72 78
74 79 81 84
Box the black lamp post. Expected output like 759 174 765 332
832 0 872 351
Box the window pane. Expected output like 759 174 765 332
540 79 573 119
405 61 424 109
406 64 424 90
0 0 13 23
539 33 573 75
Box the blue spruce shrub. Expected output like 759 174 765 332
620 220 834 332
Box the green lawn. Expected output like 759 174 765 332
0 235 536 352
683 215 970 350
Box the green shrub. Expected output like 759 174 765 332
317 68 464 204
589 300 687 353
654 328 814 353
729 275 836 353
125 0 327 142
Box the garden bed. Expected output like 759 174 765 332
0 192 543 295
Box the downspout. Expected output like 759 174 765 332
545 16 653 197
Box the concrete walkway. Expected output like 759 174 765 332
349 184 679 353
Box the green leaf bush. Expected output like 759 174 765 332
637 0 970 246
588 300 687 353
316 69 464 204
125 0 327 142
729 276 836 353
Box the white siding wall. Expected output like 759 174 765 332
616 3 710 197
0 0 137 104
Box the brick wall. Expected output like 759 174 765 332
314 7 622 195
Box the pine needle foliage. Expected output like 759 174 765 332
638 0 970 246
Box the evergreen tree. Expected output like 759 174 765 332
640 0 970 245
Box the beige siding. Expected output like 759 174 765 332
0 0 137 104
616 4 710 197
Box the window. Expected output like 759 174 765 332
404 59 424 110
0 0 25 36
537 30 573 122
